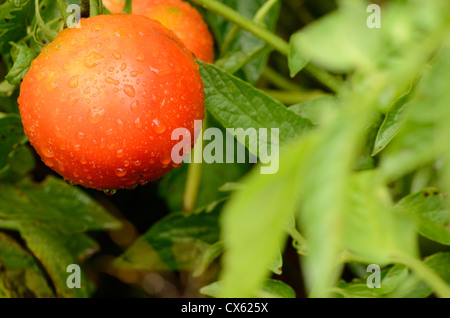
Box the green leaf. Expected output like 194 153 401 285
391 253 450 298
288 96 340 125
116 207 221 272
0 232 54 298
268 248 282 275
218 137 309 297
0 114 26 172
0 0 32 54
199 62 313 159
289 1 381 73
343 171 418 264
201 279 296 298
334 264 410 298
379 35 450 183
5 42 36 85
372 88 414 156
205 0 281 84
288 33 309 77
0 144 35 182
0 176 121 297
396 188 450 246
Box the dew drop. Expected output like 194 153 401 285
160 153 172 165
115 168 127 177
93 24 103 32
134 117 142 128
130 100 139 112
78 132 85 140
100 137 106 149
84 51 103 68
89 106 105 124
116 149 124 158
68 76 79 88
112 51 122 60
151 118 166 134
41 146 54 158
57 160 65 172
74 144 81 151
121 62 127 71
124 160 130 167
80 157 87 164
136 54 145 62
133 160 141 167
124 84 135 97
68 93 79 106
105 77 120 85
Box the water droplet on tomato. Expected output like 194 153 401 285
74 144 81 151
115 168 127 177
41 146 54 158
89 106 105 124
68 76 79 88
80 157 87 164
123 84 135 97
112 51 122 60
160 153 172 165
116 149 124 158
136 54 145 62
133 160 141 167
134 117 142 128
130 100 139 112
84 51 103 68
151 118 166 134
105 77 119 85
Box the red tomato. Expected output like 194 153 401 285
18 14 205 191
103 0 215 63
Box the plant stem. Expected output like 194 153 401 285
183 159 203 212
263 89 328 105
191 0 288 54
262 66 305 92
56 0 70 27
182 116 206 212
399 256 450 298
190 0 341 92
253 0 279 26
34 0 57 42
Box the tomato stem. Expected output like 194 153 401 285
34 0 57 43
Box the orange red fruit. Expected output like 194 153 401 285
103 0 215 63
18 14 205 190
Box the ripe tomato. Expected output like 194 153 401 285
103 0 215 63
18 14 205 191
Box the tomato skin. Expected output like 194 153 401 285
18 14 204 190
103 0 215 63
